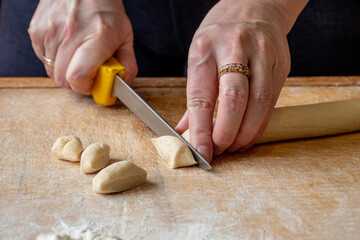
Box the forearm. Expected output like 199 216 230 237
204 0 309 34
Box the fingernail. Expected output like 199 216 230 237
197 145 210 162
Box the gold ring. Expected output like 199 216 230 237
42 56 55 67
218 63 250 79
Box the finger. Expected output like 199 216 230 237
187 49 217 162
54 37 78 90
43 21 60 80
212 62 249 155
175 110 189 134
114 41 138 85
65 37 115 95
227 54 275 152
28 21 45 65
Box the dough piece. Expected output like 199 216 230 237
151 136 196 169
81 143 110 174
51 136 83 162
182 129 190 143
257 98 360 143
92 160 147 194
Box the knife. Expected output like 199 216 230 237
91 57 212 170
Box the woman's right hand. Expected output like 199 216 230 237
28 0 137 94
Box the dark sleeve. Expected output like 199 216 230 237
1 0 358 77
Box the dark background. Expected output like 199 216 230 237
0 0 359 77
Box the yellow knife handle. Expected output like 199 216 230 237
92 57 125 106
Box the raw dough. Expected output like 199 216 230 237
182 99 360 144
51 136 83 162
181 129 190 143
92 160 147 194
151 136 196 169
81 142 110 174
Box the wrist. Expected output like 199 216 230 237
212 0 308 34
267 0 309 33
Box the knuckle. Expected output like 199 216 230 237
187 93 214 111
188 97 214 111
251 90 273 110
189 34 212 63
192 34 211 51
95 21 112 38
222 26 249 57
27 24 34 36
255 35 276 58
43 21 57 39
224 24 250 47
221 87 247 110
63 18 77 40
191 128 212 138
257 36 270 51
28 24 40 41
230 26 247 44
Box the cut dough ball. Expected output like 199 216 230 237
151 136 196 169
51 136 83 162
182 129 190 143
81 142 110 174
92 160 147 194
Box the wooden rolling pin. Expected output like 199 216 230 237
182 99 360 144
257 98 360 143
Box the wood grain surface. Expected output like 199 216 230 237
1 77 360 239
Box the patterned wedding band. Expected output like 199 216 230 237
42 56 55 67
218 63 250 79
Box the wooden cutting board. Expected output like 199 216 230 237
1 77 360 239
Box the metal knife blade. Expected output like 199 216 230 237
112 75 212 170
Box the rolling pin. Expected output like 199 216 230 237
257 98 360 143
182 99 360 144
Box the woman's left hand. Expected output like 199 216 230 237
176 0 308 162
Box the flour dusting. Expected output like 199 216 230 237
36 222 121 240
